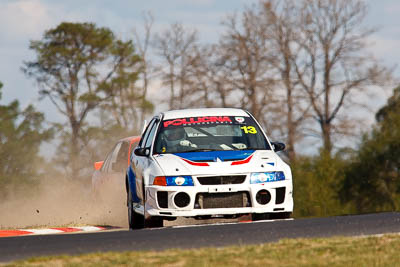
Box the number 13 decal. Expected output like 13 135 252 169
241 126 257 134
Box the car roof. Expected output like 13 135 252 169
161 108 249 120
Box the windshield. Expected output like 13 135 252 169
153 115 271 154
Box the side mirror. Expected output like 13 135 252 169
272 142 285 152
134 147 150 157
94 161 104 171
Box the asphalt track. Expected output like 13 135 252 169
1 212 400 263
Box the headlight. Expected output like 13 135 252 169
250 171 285 184
153 176 194 186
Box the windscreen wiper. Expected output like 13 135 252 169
189 127 237 150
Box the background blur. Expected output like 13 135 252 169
1 0 399 228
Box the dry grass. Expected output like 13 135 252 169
5 233 400 267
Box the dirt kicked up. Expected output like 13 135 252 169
0 176 129 230
0 176 241 231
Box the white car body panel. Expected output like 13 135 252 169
130 108 294 219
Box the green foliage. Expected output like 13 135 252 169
23 22 143 179
0 83 53 199
341 86 400 213
292 151 350 217
292 86 400 217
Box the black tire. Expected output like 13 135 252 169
128 186 144 230
144 216 164 228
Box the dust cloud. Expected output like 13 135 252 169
0 176 128 229
0 175 242 229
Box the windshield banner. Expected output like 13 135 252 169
164 116 249 128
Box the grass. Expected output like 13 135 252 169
5 233 400 267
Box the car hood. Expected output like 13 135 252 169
153 150 279 176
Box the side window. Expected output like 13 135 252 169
113 141 129 172
138 119 156 148
106 142 122 173
101 145 116 172
144 121 158 148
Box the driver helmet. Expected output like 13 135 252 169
164 127 186 147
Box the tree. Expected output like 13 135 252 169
218 8 277 122
97 39 150 132
341 86 400 213
23 22 142 179
184 44 235 108
255 0 312 161
294 0 390 155
132 11 156 125
292 151 348 217
0 82 52 199
154 23 199 109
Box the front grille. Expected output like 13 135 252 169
194 192 251 209
275 187 286 204
197 175 246 185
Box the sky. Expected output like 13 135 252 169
0 0 399 126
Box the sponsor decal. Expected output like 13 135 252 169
241 126 257 134
164 116 232 127
235 117 245 123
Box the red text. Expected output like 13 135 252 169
164 116 232 127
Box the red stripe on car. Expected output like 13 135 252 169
180 158 210 166
231 154 253 165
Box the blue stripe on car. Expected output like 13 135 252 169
173 150 255 162
127 165 140 203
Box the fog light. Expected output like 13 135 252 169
256 190 271 205
174 192 190 208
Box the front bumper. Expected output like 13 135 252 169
144 178 293 218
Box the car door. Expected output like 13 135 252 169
133 118 159 201
92 142 121 193
97 142 122 193
104 141 131 196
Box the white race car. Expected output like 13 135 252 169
126 108 293 229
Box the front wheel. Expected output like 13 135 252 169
144 216 163 228
128 186 144 230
